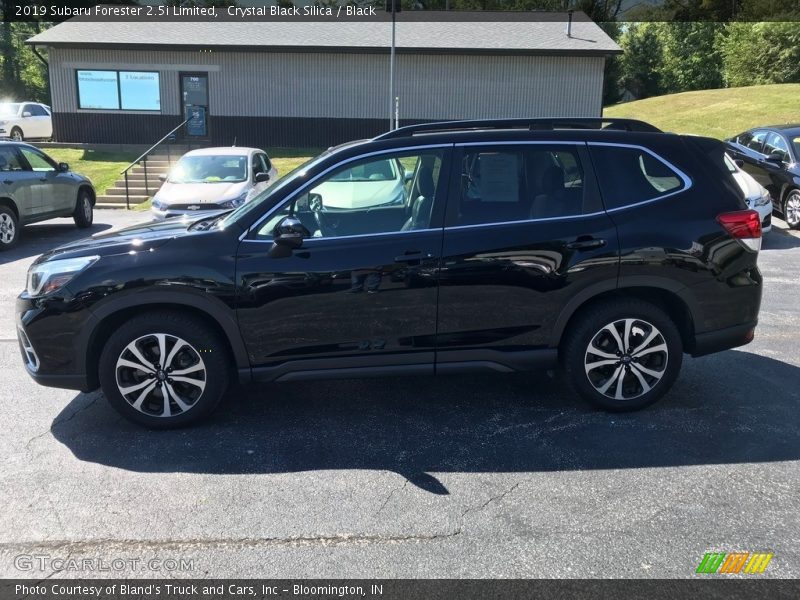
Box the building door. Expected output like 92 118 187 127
180 74 209 140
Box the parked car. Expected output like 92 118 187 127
17 118 762 428
725 125 800 229
151 147 277 220
725 153 772 233
310 157 411 209
0 102 53 142
0 141 95 249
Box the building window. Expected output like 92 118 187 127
76 70 160 111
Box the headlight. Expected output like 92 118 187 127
151 198 165 210
26 256 99 296
754 192 771 207
219 193 248 209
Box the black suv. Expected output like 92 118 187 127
17 119 763 428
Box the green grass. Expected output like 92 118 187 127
44 148 138 195
604 84 800 140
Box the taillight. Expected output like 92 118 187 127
717 209 762 252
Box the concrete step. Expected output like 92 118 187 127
113 179 163 190
124 172 165 181
97 194 149 204
129 165 170 175
106 186 158 196
96 202 137 210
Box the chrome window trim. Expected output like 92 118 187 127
240 143 452 241
444 211 607 232
587 141 693 214
240 227 441 244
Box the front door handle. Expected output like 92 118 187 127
394 251 433 263
566 237 606 250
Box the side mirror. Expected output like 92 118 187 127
404 170 414 182
255 172 270 183
734 159 744 168
268 216 309 258
158 173 167 182
58 162 69 172
22 111 32 118
765 152 785 164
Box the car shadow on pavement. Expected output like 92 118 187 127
1 221 114 262
50 350 800 495
763 224 800 250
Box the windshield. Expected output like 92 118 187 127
169 155 248 184
329 159 397 182
0 103 20 117
218 151 331 230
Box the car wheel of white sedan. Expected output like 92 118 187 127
10 127 23 142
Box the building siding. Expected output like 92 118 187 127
48 47 605 146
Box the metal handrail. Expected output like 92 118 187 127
120 117 189 209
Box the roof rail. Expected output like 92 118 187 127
374 118 662 140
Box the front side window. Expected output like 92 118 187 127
764 133 790 162
451 145 588 226
169 155 248 184
590 145 686 210
19 147 56 172
253 150 444 240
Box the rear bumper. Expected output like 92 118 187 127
690 321 757 357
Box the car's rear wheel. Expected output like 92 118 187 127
783 189 800 230
98 311 230 428
562 299 683 412
73 189 93 228
10 127 23 142
0 206 20 250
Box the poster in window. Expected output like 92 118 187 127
77 70 119 110
120 71 160 111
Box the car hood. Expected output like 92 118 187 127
35 218 194 264
154 181 248 204
313 180 403 209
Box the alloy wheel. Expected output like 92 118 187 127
115 333 207 418
11 129 22 141
83 196 92 221
0 213 16 245
584 318 668 401
786 192 800 227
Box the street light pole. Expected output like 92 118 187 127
389 3 396 130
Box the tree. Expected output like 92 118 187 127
720 22 800 87
656 22 724 93
617 23 663 99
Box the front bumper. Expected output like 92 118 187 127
16 294 95 392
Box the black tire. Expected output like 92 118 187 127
783 189 800 230
561 299 683 412
10 127 23 142
0 205 20 250
73 188 94 228
98 311 230 428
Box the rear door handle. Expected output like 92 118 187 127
566 237 606 250
394 251 433 263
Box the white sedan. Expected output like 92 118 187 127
726 154 772 233
0 102 52 141
311 158 411 209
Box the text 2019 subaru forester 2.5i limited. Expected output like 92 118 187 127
17 119 762 428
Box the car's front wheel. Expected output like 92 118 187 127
10 127 23 142
562 299 683 412
73 189 94 228
98 311 230 428
783 189 800 230
0 206 20 250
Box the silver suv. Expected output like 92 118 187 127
0 141 95 249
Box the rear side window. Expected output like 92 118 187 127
450 144 594 226
589 145 687 210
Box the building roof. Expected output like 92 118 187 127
27 13 621 56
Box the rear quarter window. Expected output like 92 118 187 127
589 145 687 210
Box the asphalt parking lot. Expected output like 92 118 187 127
0 209 798 579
